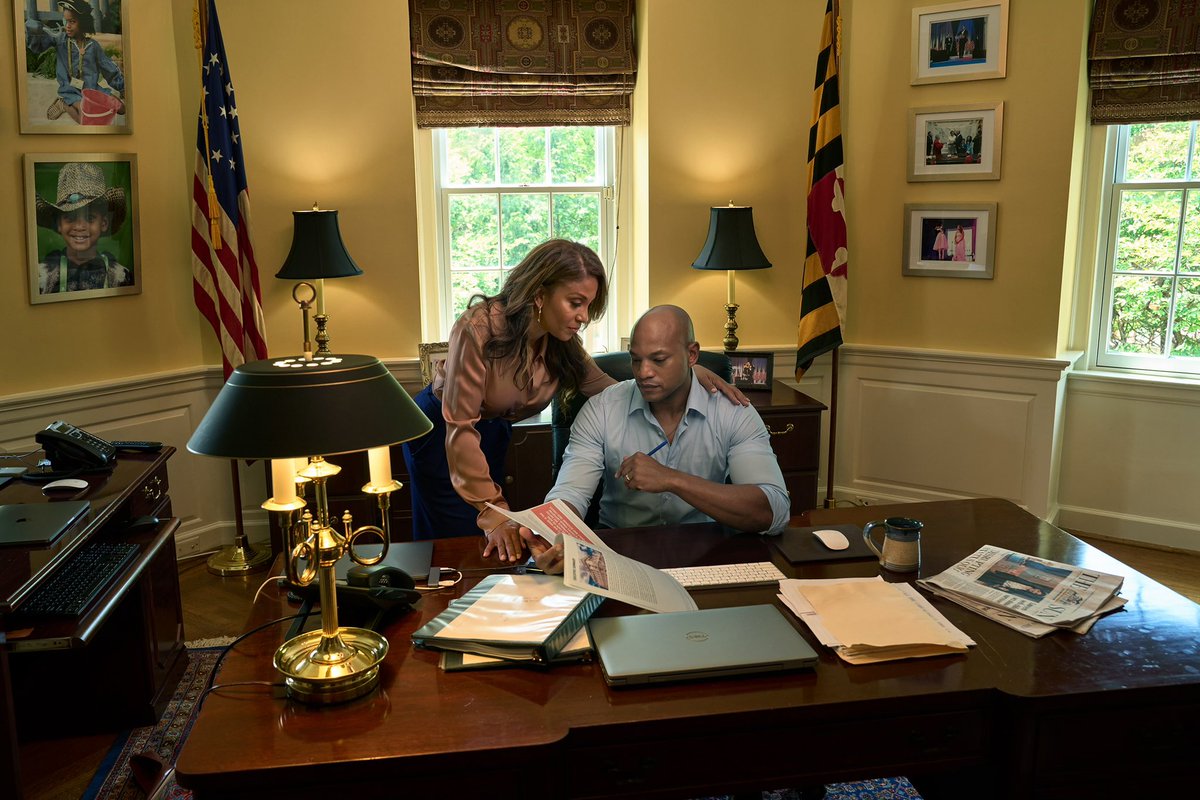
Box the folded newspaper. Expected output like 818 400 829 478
488 499 698 613
917 545 1126 638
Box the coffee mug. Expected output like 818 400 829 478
862 517 923 573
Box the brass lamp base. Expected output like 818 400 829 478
723 302 741 351
206 540 273 576
274 627 389 704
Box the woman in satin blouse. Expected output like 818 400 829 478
402 239 744 561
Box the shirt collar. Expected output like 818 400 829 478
626 371 708 420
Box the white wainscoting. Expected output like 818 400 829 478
0 360 426 560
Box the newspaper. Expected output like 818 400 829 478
487 500 698 613
917 545 1124 635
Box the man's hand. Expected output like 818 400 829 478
519 527 564 574
616 452 676 494
482 520 524 562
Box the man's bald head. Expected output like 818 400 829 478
628 305 699 407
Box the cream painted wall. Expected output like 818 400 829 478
2 2 206 396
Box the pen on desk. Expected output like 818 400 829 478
646 439 668 458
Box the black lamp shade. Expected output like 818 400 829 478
187 355 432 460
691 206 773 271
275 209 363 280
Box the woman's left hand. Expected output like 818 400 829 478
482 520 525 562
694 364 749 406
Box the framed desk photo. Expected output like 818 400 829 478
727 351 773 390
911 0 1008 85
13 0 133 134
24 153 141 304
909 102 1003 182
419 341 448 386
903 202 996 279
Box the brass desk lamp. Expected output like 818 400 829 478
187 354 432 704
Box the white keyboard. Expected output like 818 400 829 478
661 561 787 589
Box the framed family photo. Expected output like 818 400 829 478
25 153 141 304
727 351 773 391
911 0 1008 85
13 0 132 134
909 102 1003 182
419 341 449 386
902 202 997 279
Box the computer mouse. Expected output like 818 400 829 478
43 478 89 491
813 528 850 551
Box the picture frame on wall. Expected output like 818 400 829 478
908 102 1003 182
13 0 132 134
911 0 1008 85
902 202 997 279
25 152 141 304
419 341 449 386
726 350 773 391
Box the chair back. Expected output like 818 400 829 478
549 350 732 481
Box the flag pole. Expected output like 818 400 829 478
825 346 839 508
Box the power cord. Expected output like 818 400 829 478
199 610 313 709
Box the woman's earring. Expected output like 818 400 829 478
537 304 543 325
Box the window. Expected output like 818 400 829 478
431 126 618 351
1096 121 1200 375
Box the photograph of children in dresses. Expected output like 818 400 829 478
926 218 977 263
925 117 985 166
23 0 126 127
33 161 136 298
926 15 988 69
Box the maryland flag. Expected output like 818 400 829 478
795 0 848 379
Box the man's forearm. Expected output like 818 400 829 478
663 471 774 532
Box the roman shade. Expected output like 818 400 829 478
408 0 636 128
1088 0 1200 124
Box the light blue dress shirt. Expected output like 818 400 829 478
547 374 790 533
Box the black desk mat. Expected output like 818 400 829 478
769 523 877 563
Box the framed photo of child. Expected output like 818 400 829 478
24 153 141 304
14 0 132 134
726 351 773 391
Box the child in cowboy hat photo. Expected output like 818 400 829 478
36 161 133 294
25 0 126 125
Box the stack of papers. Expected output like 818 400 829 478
779 577 975 664
917 545 1126 638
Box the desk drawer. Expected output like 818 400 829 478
761 410 820 471
568 710 987 797
129 463 170 518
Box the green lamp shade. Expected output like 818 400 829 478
187 354 432 460
275 209 363 280
691 205 773 271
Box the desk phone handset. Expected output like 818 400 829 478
35 420 164 472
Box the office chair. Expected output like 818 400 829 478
549 351 732 524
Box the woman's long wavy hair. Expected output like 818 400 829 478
467 239 608 404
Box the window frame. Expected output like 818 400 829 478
1093 121 1200 377
428 126 619 353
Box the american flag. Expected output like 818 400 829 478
795 0 847 379
191 0 267 379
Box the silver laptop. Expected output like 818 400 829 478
589 604 819 687
331 540 433 583
0 501 90 547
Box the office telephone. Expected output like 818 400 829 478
36 421 117 470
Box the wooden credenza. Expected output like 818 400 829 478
0 449 185 799
747 381 826 515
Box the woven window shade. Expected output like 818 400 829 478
409 0 636 128
1089 0 1200 124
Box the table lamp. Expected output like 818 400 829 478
691 204 773 351
187 354 432 704
275 204 363 358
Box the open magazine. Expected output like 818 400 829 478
487 500 698 613
917 545 1125 638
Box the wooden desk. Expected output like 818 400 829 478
176 499 1200 799
0 450 185 800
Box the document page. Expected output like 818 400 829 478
489 500 698 614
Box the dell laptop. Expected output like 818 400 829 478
331 540 433 583
589 604 819 687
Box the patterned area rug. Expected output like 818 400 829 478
81 647 222 800
81 643 922 800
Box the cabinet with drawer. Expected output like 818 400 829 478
748 382 826 516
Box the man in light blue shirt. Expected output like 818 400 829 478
523 306 789 568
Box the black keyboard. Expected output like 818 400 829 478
22 541 140 616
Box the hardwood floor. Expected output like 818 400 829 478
17 533 1200 799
